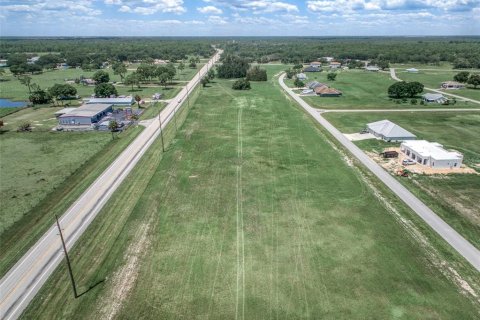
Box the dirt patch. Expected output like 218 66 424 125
96 221 152 320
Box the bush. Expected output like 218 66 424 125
29 89 51 104
410 98 417 105
232 79 251 90
246 66 267 81
294 78 304 88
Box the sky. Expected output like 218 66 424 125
0 0 479 36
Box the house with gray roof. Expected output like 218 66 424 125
367 120 416 142
423 93 447 104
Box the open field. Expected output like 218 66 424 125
323 111 480 249
22 70 480 319
289 70 475 109
0 125 144 276
396 70 480 101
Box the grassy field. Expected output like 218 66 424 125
323 111 480 249
290 70 474 109
396 70 480 101
22 70 480 319
0 63 203 102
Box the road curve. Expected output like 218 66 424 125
278 73 480 272
390 68 480 105
0 50 222 320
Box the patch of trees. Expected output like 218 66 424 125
388 81 424 99
232 79 251 90
246 66 267 81
29 85 51 104
48 84 77 105
217 54 250 79
94 83 118 97
453 72 480 88
92 70 110 84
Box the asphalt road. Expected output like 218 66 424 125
390 68 480 105
0 50 222 320
279 73 480 272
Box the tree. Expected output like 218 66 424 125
293 64 303 71
407 81 424 97
285 69 295 79
327 73 337 81
124 72 140 91
387 81 424 99
135 95 142 108
158 72 169 88
48 83 77 105
178 62 185 77
36 54 62 69
112 62 127 81
246 66 267 81
189 61 197 69
0 68 5 78
200 76 209 87
232 79 251 90
18 75 33 93
207 69 215 80
453 71 470 83
92 70 110 84
94 83 117 97
29 88 51 104
294 78 305 88
377 60 390 70
137 64 156 82
217 54 250 79
467 74 480 88
108 120 119 140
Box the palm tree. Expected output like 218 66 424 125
108 120 119 140
135 95 142 108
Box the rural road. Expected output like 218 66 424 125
321 108 480 113
0 50 222 320
390 68 480 105
279 73 480 272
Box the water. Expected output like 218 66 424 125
0 99 27 108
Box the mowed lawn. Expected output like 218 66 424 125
396 70 480 101
323 111 480 249
0 131 112 236
23 75 479 319
296 70 473 109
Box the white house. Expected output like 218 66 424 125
423 93 447 104
322 57 334 62
366 65 380 72
400 140 463 169
329 62 341 69
296 73 307 81
367 120 416 142
406 68 419 73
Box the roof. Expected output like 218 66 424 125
366 66 380 71
367 120 416 139
59 104 113 118
296 73 307 78
442 81 464 86
423 93 445 100
86 97 134 105
330 62 341 65
406 68 418 72
314 86 342 95
310 61 322 65
307 81 327 89
402 140 462 160
54 107 77 115
303 66 321 72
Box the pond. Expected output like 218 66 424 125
0 98 28 108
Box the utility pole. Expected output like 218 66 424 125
158 112 165 152
173 102 178 132
55 215 78 299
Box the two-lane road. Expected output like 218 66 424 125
0 50 222 320
279 73 480 272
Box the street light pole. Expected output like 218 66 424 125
55 215 78 299
158 112 165 152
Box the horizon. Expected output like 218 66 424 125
0 0 479 37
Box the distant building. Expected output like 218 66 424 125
303 66 321 72
85 96 134 106
27 56 39 65
423 93 447 104
296 73 307 81
301 89 314 95
367 120 416 142
314 86 342 97
58 104 113 126
81 78 96 85
441 81 465 90
0 59 7 67
309 61 322 67
400 140 463 168
406 68 419 73
366 65 380 72
322 57 334 62
329 62 341 69
306 81 327 89
154 59 168 65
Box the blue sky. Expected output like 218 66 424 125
0 0 479 36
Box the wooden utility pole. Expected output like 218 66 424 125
55 215 78 298
158 112 165 152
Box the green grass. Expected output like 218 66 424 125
323 111 480 249
396 70 480 101
291 70 474 109
0 107 23 118
22 72 480 319
1 106 64 131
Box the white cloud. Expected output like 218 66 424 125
105 0 122 4
112 0 186 15
197 5 223 14
204 0 299 13
208 15 227 24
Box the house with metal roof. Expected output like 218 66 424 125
441 81 465 90
303 66 321 72
406 68 419 73
296 73 307 81
423 93 447 103
58 104 113 126
366 65 380 72
306 81 327 89
85 96 134 105
367 120 416 142
400 140 463 168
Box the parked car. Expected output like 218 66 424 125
402 159 416 165
360 128 369 134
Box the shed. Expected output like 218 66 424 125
367 120 416 142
